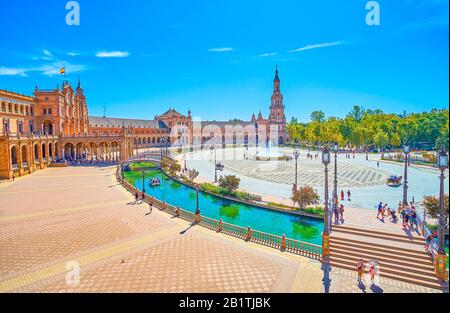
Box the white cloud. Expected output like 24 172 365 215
43 50 53 57
96 51 130 58
67 52 80 56
208 47 234 52
258 52 278 57
288 41 344 53
0 67 28 76
0 62 87 77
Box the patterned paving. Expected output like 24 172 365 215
0 165 443 293
222 157 388 188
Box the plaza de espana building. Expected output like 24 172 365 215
0 68 288 179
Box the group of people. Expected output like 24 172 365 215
356 259 377 285
306 152 319 160
376 201 419 230
340 189 351 201
332 203 345 224
344 153 356 159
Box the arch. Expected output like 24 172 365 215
64 143 75 160
43 120 54 135
21 145 28 167
34 143 39 161
11 145 18 168
42 143 47 159
54 142 59 159
49 142 53 158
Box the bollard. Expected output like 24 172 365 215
246 226 252 241
218 218 223 232
281 234 287 251
176 207 181 217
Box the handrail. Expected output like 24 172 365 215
115 164 322 260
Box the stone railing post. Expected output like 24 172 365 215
162 201 167 211
218 218 223 232
246 226 252 241
176 207 181 217
281 234 287 251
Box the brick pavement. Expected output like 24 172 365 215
0 166 443 293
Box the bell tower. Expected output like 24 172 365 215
269 65 285 123
269 66 288 144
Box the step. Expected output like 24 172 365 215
332 227 424 245
330 240 432 263
333 224 424 241
330 251 435 277
329 260 443 290
330 245 434 271
330 255 438 283
330 236 429 256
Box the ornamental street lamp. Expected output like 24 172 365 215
366 147 369 161
141 170 146 194
195 186 200 214
332 142 338 208
436 147 448 280
293 150 300 189
322 146 331 235
402 144 410 205
211 145 218 183
437 147 448 254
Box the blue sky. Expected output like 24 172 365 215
0 0 448 122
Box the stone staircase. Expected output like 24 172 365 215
329 224 445 290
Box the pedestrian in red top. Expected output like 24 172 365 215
340 190 345 201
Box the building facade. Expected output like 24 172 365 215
0 68 288 179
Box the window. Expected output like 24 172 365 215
45 97 49 101
8 104 12 113
48 108 52 114
1 103 5 112
30 107 33 116
43 108 47 114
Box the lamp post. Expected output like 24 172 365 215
212 145 218 183
195 185 201 223
366 147 369 161
322 146 331 259
402 144 410 205
435 147 448 280
141 170 146 194
293 150 300 189
332 142 338 208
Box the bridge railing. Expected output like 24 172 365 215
115 164 322 260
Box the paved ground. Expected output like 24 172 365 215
0 166 441 293
181 147 449 211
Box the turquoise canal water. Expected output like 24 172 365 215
124 170 324 245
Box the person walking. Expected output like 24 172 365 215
347 189 351 201
341 190 345 201
148 203 153 214
377 202 383 219
12 173 15 181
134 192 139 204
339 204 345 222
356 259 365 284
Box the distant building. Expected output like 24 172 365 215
0 68 288 179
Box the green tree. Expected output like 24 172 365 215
310 111 325 123
291 186 320 209
218 175 240 193
422 194 449 225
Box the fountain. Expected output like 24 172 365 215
255 140 288 161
